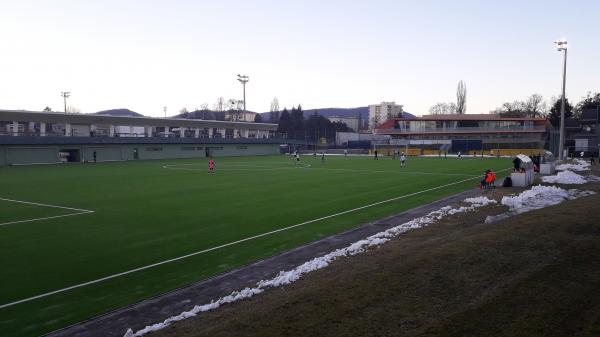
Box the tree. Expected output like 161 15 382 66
269 97 280 122
213 97 225 112
179 107 188 114
290 105 304 138
225 99 243 121
304 113 349 143
575 92 600 113
548 97 574 127
456 80 467 114
277 108 292 135
490 94 548 118
523 94 546 118
492 101 526 118
43 106 52 112
429 102 457 115
331 121 350 133
254 113 263 123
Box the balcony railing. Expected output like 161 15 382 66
376 126 547 134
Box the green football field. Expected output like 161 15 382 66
0 154 511 337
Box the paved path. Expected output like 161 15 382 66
46 189 480 337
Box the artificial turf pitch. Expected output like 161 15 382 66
0 155 511 337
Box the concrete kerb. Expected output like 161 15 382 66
46 188 482 337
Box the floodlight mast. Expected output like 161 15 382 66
237 74 249 121
61 91 70 114
555 40 568 160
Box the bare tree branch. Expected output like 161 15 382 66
456 80 467 114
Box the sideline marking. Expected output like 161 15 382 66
305 167 478 177
0 198 94 227
163 163 477 177
0 169 509 310
162 163 312 171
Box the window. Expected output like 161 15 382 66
181 146 196 151
146 147 163 151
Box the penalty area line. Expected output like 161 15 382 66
0 169 507 310
0 198 95 228
0 211 95 227
0 197 93 213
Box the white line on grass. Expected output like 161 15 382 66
162 164 477 177
0 168 508 310
305 167 479 177
0 198 95 227
162 163 312 171
0 197 93 213
0 211 94 227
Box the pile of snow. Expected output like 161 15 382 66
464 196 498 207
123 196 496 337
541 170 587 184
485 185 595 223
556 159 590 172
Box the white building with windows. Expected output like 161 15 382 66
368 102 403 130
327 115 360 131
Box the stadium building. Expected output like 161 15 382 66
0 109 279 166
565 107 600 156
373 114 549 156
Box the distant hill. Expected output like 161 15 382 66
93 109 144 117
172 110 231 121
260 107 415 122
91 107 416 121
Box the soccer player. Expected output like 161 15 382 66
344 149 348 157
400 152 406 167
458 151 462 159
374 149 378 160
208 158 215 174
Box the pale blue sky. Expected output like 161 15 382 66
1 0 598 117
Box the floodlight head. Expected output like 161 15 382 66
237 74 249 83
554 39 567 51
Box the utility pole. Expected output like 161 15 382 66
61 91 70 113
237 74 249 121
163 106 167 118
555 40 568 160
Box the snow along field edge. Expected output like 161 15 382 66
123 195 503 337
122 185 595 337
46 189 485 337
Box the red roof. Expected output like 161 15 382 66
375 119 396 129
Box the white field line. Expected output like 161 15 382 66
162 163 312 171
0 211 94 227
306 167 478 177
0 168 509 310
0 198 94 227
163 163 478 177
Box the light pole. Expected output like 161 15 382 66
555 39 568 160
61 91 70 113
237 74 249 121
